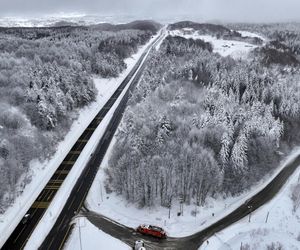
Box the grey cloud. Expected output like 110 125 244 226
0 0 300 22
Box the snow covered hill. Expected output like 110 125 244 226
168 28 265 59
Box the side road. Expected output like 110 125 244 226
85 152 300 249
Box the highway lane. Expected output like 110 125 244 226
85 154 300 249
2 30 164 250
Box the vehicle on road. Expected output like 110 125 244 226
137 224 167 239
21 214 30 224
134 240 146 250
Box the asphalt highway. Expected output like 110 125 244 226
2 30 164 250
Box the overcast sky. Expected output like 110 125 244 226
1 0 300 22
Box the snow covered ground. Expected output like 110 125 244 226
0 33 159 248
85 118 300 239
168 29 265 59
238 30 266 41
65 216 130 250
200 165 300 250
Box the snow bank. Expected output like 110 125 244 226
0 33 160 248
168 29 263 59
200 164 300 250
64 217 130 250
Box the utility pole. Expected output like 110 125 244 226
78 218 83 250
265 212 269 223
179 195 184 216
100 181 103 202
168 195 172 219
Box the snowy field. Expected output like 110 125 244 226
65 217 130 250
200 165 300 250
0 32 160 248
85 122 300 238
169 29 265 59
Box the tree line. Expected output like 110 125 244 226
106 31 300 208
0 24 157 212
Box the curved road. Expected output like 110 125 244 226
85 153 300 250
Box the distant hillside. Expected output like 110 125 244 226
91 20 162 33
51 21 78 27
169 21 263 45
0 20 161 40
169 21 231 35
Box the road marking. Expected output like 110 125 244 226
46 190 54 201
77 181 84 192
58 225 71 250
13 225 27 243
20 238 28 250
55 170 69 175
48 180 63 184
32 201 50 209
69 150 81 155
78 139 88 143
68 196 76 210
62 160 76 165
44 185 60 190
58 214 66 230
46 237 55 250
86 127 96 131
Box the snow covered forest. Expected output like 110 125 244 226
0 21 159 212
106 22 300 208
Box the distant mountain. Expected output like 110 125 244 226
91 20 162 33
51 21 78 27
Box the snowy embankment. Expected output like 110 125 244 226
200 164 300 250
169 28 265 59
0 32 159 248
65 217 130 250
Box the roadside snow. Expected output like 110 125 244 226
200 165 300 250
0 33 159 248
168 29 262 59
65 217 130 250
